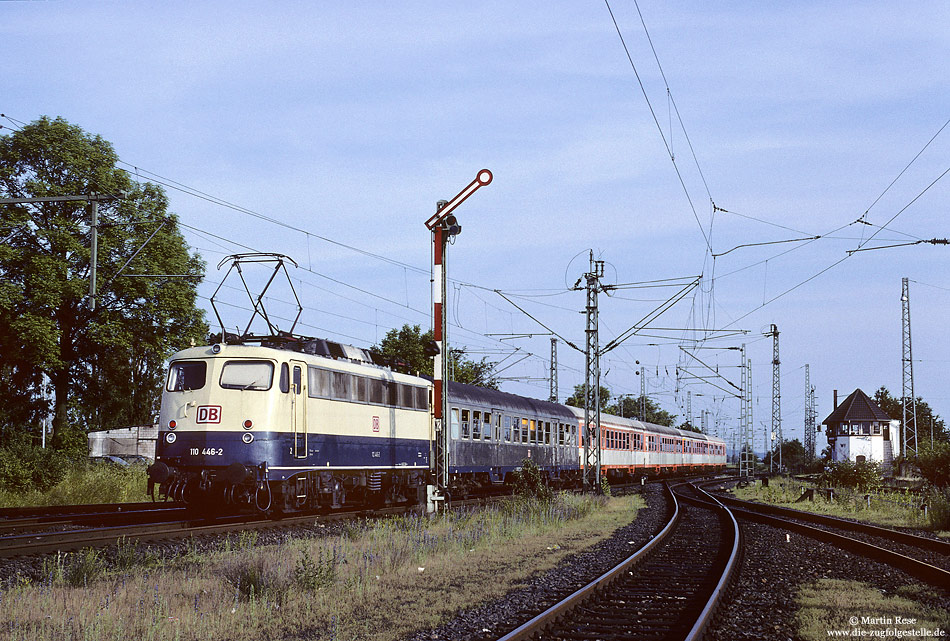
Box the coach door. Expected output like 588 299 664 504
291 361 307 458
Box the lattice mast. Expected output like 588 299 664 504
804 364 816 463
768 324 782 472
549 337 558 403
901 277 918 456
582 252 605 491
739 344 755 479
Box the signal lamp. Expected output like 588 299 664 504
243 419 253 430
168 420 177 430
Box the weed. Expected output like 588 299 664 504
65 548 104 587
221 552 289 602
294 546 339 590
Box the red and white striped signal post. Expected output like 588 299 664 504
424 169 492 512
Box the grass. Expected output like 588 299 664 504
0 463 149 507
795 579 949 640
730 476 939 532
0 492 645 641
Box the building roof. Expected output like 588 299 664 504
822 388 892 425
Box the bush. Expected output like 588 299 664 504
511 458 553 502
924 487 950 531
0 435 69 493
915 443 950 488
817 460 884 493
221 553 290 602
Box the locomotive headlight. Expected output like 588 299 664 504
168 420 177 430
242 433 254 444
243 419 253 430
211 344 222 354
165 432 177 444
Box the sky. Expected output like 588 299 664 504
3 1 948 454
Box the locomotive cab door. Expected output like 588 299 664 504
291 361 307 459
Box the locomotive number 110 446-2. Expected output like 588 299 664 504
190 448 224 456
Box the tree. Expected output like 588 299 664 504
0 117 207 451
565 383 612 413
764 439 806 473
873 386 947 449
607 394 676 427
372 323 499 389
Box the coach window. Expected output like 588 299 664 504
503 416 512 442
484 413 492 440
450 408 460 439
167 361 207 392
220 361 273 391
528 419 536 443
521 418 529 444
461 410 470 439
472 411 482 439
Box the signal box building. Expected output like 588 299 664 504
822 389 900 468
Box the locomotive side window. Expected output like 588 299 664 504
219 361 273 391
331 372 351 400
369 378 385 404
167 361 207 392
356 376 368 402
279 363 290 393
415 387 427 410
308 367 331 397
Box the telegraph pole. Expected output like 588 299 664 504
901 277 918 457
424 170 492 512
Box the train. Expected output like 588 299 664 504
147 335 726 513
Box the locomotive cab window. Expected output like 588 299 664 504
167 361 207 392
219 361 274 391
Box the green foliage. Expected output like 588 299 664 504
566 385 677 427
373 323 499 389
0 436 69 492
0 116 207 447
764 439 807 472
923 487 950 531
914 442 950 488
221 553 289 602
512 458 553 502
817 460 884 493
874 386 947 448
64 548 105 587
294 548 339 590
600 476 611 496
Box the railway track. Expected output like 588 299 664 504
701 480 950 589
0 503 186 536
495 482 740 641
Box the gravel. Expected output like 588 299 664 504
404 484 672 641
403 484 950 641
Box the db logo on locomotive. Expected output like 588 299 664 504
196 405 222 424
